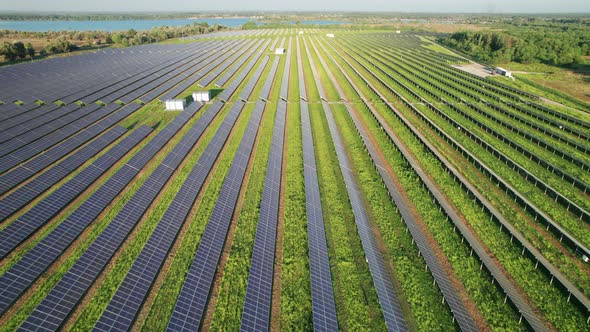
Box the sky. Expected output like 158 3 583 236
0 0 589 14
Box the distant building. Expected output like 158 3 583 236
275 48 286 55
326 33 335 38
165 99 186 110
495 67 512 77
192 91 210 102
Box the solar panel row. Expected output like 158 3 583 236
214 40 268 88
240 99 287 332
0 103 138 191
314 37 481 330
0 102 41 123
331 38 590 329
0 42 237 176
259 57 280 102
0 125 152 317
199 39 262 88
0 103 61 134
279 39 292 101
333 37 549 330
156 40 242 102
134 42 246 105
302 37 408 332
0 103 104 158
0 103 122 175
91 101 233 331
15 104 204 331
0 125 127 221
74 42 218 105
240 57 270 101
0 43 206 105
296 38 308 101
218 43 272 103
167 99 267 332
91 45 210 104
295 37 339 332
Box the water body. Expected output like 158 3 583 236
0 18 348 32
0 18 253 32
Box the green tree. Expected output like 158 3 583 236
0 41 17 61
25 42 35 59
13 41 26 59
242 21 257 30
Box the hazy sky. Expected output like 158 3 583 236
0 0 589 13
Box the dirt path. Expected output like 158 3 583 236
452 63 493 78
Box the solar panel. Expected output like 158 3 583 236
0 125 126 221
0 125 152 316
167 100 266 332
0 103 143 190
291 38 339 332
17 103 208 330
333 36 590 326
218 42 273 103
240 98 287 331
279 38 293 101
94 100 244 331
259 57 280 101
302 37 408 331
214 39 268 88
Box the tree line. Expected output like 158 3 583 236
440 24 590 66
0 22 226 62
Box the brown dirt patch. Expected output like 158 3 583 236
452 63 493 78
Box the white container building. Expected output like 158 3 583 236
165 99 186 111
495 67 512 77
192 91 211 102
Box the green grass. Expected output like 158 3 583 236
141 48 273 330
338 37 589 330
0 109 191 331
209 54 284 329
278 40 312 331
69 101 228 330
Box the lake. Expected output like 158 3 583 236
0 18 348 32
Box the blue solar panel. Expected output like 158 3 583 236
0 126 126 221
167 98 266 331
240 97 286 331
94 99 245 331
0 125 152 316
17 103 207 330
303 37 408 331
